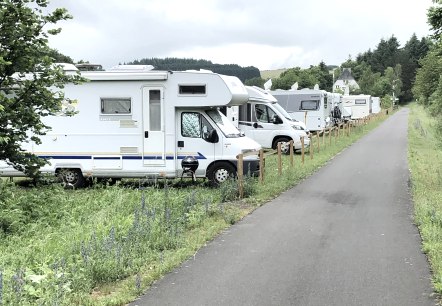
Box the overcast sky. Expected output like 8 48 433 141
46 0 433 71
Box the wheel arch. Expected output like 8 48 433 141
205 160 237 176
272 135 293 149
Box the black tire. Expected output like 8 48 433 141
273 137 291 155
59 168 86 189
207 162 236 186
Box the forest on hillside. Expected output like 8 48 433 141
246 34 430 107
126 58 261 82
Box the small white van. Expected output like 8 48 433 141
225 86 310 153
270 88 331 132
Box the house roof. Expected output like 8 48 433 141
337 68 356 81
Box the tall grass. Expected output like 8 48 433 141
0 113 387 305
408 103 442 293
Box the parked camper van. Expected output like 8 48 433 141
342 94 372 119
270 88 330 131
0 65 261 187
224 86 310 153
371 96 381 114
326 92 344 125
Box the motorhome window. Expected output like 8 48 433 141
182 112 201 138
201 116 215 140
300 100 319 111
206 109 241 138
255 104 268 122
149 90 161 131
101 98 131 114
255 104 277 123
179 85 206 95
355 99 366 105
238 103 250 122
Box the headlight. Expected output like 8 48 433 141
292 125 303 130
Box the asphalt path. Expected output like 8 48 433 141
131 108 436 306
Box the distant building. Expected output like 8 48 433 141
333 68 360 93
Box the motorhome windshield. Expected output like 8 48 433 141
272 102 292 120
206 109 242 138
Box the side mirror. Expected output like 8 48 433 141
271 115 283 124
204 129 219 143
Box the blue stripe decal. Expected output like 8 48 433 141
37 152 207 160
122 156 143 160
177 152 206 160
38 155 92 160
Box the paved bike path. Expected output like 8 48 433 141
131 108 436 306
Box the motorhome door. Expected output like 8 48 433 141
142 87 165 166
176 110 218 177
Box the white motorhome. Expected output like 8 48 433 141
270 88 330 131
342 94 372 119
224 86 310 153
371 96 381 114
326 92 345 124
0 65 261 187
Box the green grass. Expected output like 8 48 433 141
0 113 388 305
408 103 442 294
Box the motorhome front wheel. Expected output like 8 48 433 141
273 137 291 155
58 168 86 189
207 162 235 186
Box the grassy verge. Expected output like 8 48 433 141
408 103 442 293
0 113 388 305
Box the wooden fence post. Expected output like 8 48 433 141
329 127 332 146
317 131 320 153
237 154 244 199
301 136 305 165
334 126 337 144
310 135 313 160
322 129 325 146
277 142 282 175
289 140 294 167
259 149 264 183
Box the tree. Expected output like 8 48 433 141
128 57 260 82
0 0 82 177
428 0 442 38
413 50 442 106
270 62 332 90
244 77 266 88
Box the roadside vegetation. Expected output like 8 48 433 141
408 103 442 293
0 115 387 305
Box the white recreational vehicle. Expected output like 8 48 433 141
325 92 345 125
270 88 331 131
0 65 261 187
223 86 310 153
371 96 381 114
342 94 372 119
